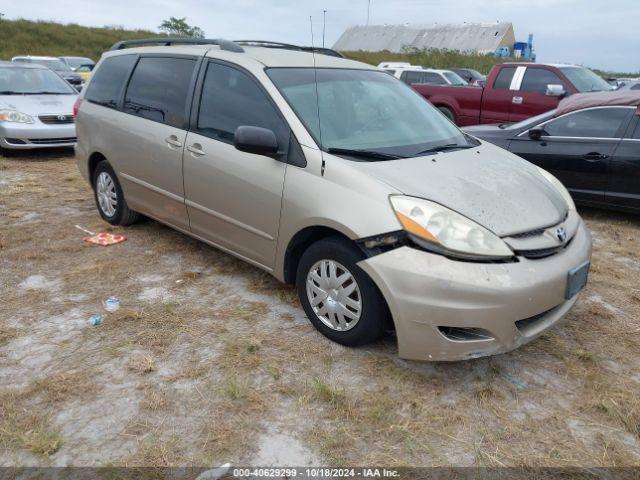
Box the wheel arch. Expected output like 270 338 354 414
282 225 356 285
88 151 107 183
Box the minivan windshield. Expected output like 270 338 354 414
559 66 614 93
267 68 475 159
0 67 77 95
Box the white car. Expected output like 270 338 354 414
399 68 468 86
377 62 426 79
377 62 468 86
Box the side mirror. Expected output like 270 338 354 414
528 127 547 140
234 126 279 157
546 84 566 97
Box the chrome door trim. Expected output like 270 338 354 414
120 172 184 203
516 106 637 138
184 199 275 241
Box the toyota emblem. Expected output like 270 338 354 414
57 115 67 121
555 226 567 243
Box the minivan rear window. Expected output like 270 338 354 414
85 55 137 109
123 57 197 128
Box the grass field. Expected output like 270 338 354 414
342 49 527 75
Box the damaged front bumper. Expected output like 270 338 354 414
357 220 592 361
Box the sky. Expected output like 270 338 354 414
1 0 639 73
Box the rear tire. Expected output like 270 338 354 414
92 160 140 226
438 106 456 123
296 237 387 346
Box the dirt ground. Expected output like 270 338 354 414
1 151 639 469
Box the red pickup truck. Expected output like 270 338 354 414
408 63 614 126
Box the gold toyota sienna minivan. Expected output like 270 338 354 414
75 39 592 361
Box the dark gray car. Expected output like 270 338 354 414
463 95 640 212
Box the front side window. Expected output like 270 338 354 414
543 108 632 138
520 68 565 94
197 62 289 146
0 67 76 95
85 55 137 109
124 56 196 128
267 68 472 158
493 67 516 90
559 66 613 93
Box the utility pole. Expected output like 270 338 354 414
366 0 371 26
322 10 327 48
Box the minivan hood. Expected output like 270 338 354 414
0 94 77 116
345 141 568 237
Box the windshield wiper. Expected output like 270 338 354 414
413 143 473 156
327 147 404 160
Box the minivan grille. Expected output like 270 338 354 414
39 115 74 124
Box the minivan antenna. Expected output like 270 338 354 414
310 15 326 176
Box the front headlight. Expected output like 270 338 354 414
536 167 576 211
0 110 35 124
390 195 514 260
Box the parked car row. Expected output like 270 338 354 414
9 55 95 91
409 62 614 125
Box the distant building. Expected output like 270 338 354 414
333 22 516 55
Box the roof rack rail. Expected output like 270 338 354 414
109 38 244 53
234 40 343 58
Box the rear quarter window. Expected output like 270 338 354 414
85 55 137 109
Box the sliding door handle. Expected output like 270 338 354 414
165 135 183 148
187 144 205 156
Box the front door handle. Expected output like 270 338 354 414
512 96 523 104
187 143 205 156
165 135 183 148
582 152 609 161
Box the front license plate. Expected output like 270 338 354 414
565 261 590 299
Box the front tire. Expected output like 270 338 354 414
92 160 140 226
296 237 387 346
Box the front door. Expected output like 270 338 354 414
183 61 292 270
509 67 565 123
607 116 640 210
480 66 519 124
509 107 634 205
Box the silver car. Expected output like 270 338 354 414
0 61 77 150
75 39 592 361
